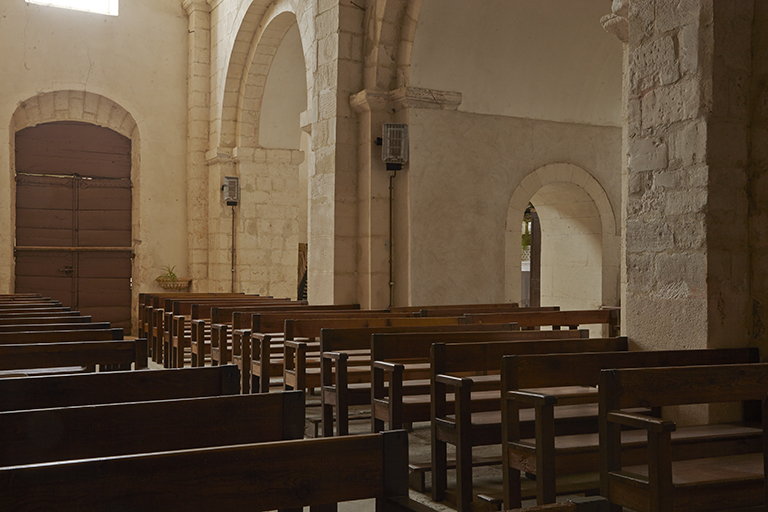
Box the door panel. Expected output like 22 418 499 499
15 122 133 332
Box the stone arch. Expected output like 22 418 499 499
9 90 142 327
505 163 619 309
363 0 422 91
219 0 312 150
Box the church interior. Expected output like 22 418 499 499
2 0 768 511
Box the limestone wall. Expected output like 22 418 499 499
0 0 189 332
406 108 621 306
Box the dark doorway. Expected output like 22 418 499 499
14 121 133 331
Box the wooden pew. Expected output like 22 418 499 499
139 292 253 362
0 311 84 321
368 330 589 433
249 315 461 394
0 301 62 309
165 296 296 368
0 307 72 317
507 496 609 512
0 322 110 333
289 323 520 408
464 309 620 338
600 363 768 512
0 365 241 411
501 348 760 509
309 325 527 437
0 327 123 344
0 391 304 467
0 339 148 374
203 303 361 368
242 311 423 393
0 430 431 512
0 315 93 326
138 292 244 339
430 337 628 512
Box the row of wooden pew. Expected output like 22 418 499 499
133 293 768 512
0 293 433 511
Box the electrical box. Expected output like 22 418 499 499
382 123 409 166
222 176 239 206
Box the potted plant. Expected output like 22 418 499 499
155 265 191 291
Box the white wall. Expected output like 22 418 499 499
410 0 623 126
405 109 621 306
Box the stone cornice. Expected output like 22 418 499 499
350 89 391 114
350 87 462 114
390 87 462 111
206 147 234 165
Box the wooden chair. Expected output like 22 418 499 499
600 363 768 512
506 496 609 512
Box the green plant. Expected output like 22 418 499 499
156 265 178 282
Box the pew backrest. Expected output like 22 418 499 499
0 365 241 411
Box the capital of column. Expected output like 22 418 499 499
182 0 211 15
350 89 391 114
601 0 628 43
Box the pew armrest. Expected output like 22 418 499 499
606 410 676 433
506 390 558 406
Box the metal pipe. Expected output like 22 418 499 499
231 205 236 293
389 170 396 308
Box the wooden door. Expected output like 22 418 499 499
14 121 132 331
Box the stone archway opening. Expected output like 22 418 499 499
531 182 603 311
230 12 309 299
505 163 619 317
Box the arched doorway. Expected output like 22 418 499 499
14 121 132 330
506 163 619 313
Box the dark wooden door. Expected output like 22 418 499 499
14 122 132 331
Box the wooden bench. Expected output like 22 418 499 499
165 296 297 368
0 429 431 512
431 337 629 512
0 306 72 317
0 327 123 344
245 312 432 393
138 292 245 339
0 321 110 333
0 391 304 467
0 339 148 374
139 292 255 362
368 330 589 434
0 301 62 309
501 348 761 509
0 311 84 322
287 323 519 410
600 363 768 512
464 309 621 338
0 315 93 326
203 303 360 368
0 364 241 411
507 496 609 512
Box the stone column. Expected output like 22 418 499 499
623 0 752 353
350 89 391 309
183 0 211 291
308 0 365 305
